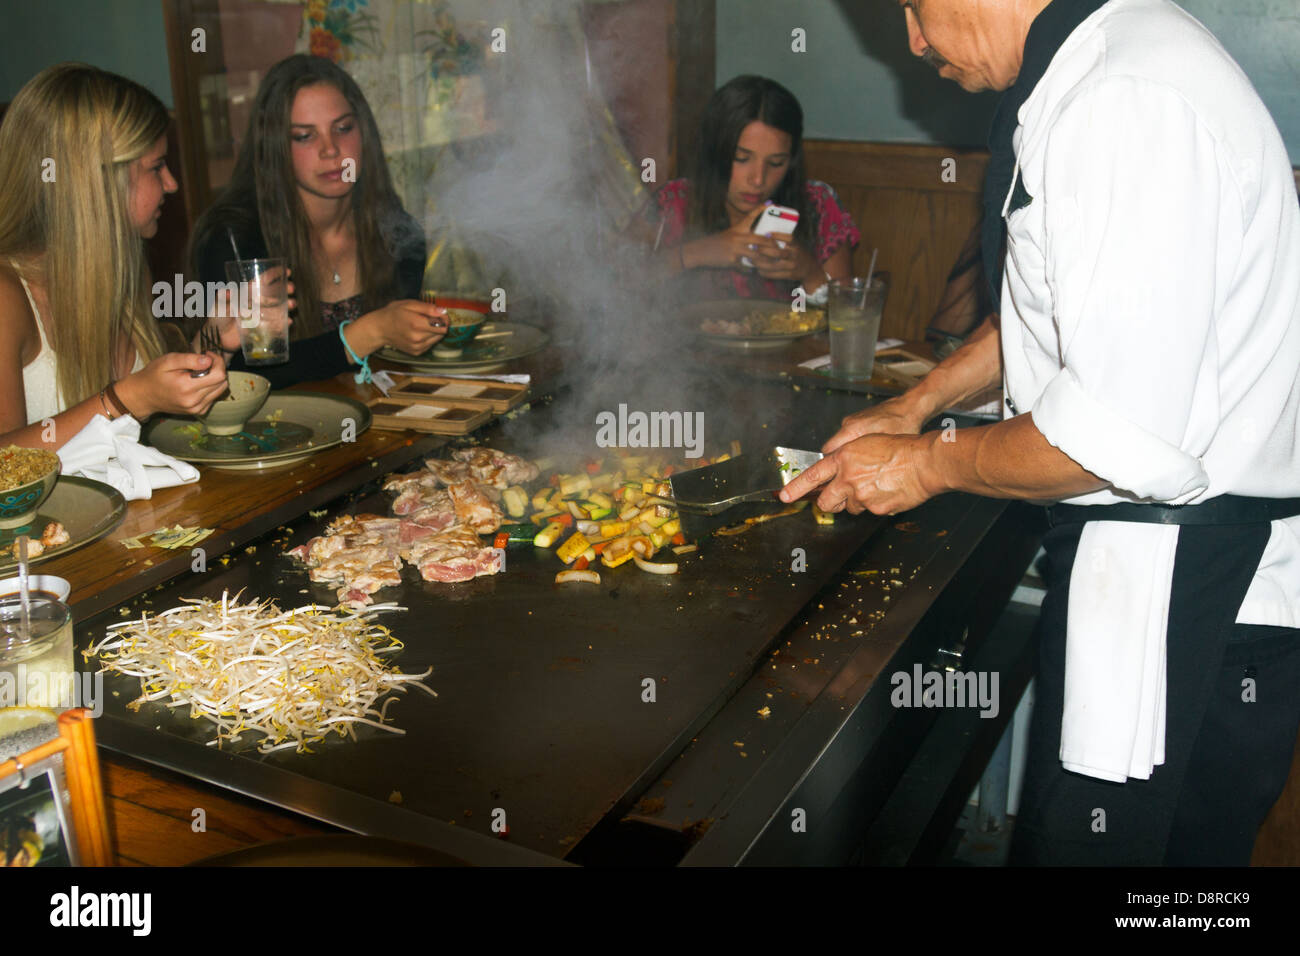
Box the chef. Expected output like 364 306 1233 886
781 0 1300 865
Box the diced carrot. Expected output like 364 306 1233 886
548 473 561 486
671 532 686 546
574 556 590 570
585 459 602 474
590 541 608 554
662 464 676 477
493 533 508 549
553 513 573 527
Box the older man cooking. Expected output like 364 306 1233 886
781 0 1300 865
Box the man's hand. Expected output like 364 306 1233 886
822 395 930 453
781 433 939 515
783 413 1109 514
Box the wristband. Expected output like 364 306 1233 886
338 319 372 385
98 389 117 421
105 381 137 419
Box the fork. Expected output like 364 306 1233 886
190 323 221 378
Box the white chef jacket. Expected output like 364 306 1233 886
997 0 1300 780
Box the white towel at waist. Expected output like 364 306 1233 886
1059 521 1179 782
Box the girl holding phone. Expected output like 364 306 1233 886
640 75 859 300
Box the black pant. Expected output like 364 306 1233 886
1009 521 1300 865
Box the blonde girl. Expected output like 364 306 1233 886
0 63 229 449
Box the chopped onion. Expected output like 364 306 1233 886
87 592 435 754
555 569 601 585
633 553 678 575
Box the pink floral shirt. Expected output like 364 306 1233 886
651 178 860 300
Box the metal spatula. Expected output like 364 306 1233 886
668 446 823 516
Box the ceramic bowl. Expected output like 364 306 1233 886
433 308 488 355
0 574 70 603
199 372 271 436
0 454 59 531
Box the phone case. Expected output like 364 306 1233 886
753 205 800 237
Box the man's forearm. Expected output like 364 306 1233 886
922 410 1108 502
896 315 1002 421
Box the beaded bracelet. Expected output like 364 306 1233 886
338 319 372 384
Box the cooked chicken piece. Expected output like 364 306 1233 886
451 447 540 488
41 521 69 548
309 546 400 586
12 538 44 559
393 485 451 517
407 526 482 565
423 459 473 485
447 480 503 534
410 526 503 583
335 562 403 605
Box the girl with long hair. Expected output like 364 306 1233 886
0 64 230 448
642 75 859 299
189 54 445 387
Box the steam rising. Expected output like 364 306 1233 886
419 0 748 461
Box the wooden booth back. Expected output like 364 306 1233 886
803 140 988 344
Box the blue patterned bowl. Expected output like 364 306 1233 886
0 460 60 531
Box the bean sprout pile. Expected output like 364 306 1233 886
88 592 436 754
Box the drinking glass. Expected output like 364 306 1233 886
225 258 290 365
828 277 887 380
0 596 74 711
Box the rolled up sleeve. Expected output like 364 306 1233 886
1029 77 1226 502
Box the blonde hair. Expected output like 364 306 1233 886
0 63 168 408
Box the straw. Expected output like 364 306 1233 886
227 227 243 265
864 247 879 290
16 534 30 641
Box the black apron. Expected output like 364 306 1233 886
1010 517 1300 865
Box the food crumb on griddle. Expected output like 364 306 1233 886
635 797 666 816
389 791 403 804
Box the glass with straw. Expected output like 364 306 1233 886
225 229 290 366
828 248 887 381
0 535 74 719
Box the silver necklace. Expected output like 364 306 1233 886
318 241 346 286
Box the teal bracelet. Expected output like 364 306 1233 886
338 319 371 384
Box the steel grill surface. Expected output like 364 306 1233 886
82 382 900 859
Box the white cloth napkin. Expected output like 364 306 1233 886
1058 521 1179 782
57 415 199 501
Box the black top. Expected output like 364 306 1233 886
193 210 426 389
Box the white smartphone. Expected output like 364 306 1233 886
742 204 800 268
753 204 800 238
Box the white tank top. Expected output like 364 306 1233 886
16 269 145 425
18 273 62 426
